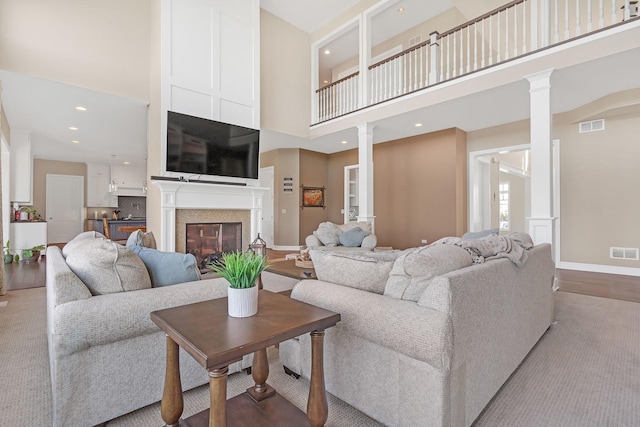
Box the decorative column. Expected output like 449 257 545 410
356 123 375 231
358 14 371 109
525 69 555 247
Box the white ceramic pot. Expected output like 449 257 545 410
227 285 259 317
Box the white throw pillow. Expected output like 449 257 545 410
312 222 340 247
310 250 402 294
62 231 107 258
65 239 152 295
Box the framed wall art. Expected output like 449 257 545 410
301 186 325 208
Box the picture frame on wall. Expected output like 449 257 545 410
301 186 325 209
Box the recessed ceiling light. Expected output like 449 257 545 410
123 161 130 165
414 123 423 127
69 126 78 131
397 7 405 13
75 106 87 111
341 140 348 144
499 150 509 154
71 140 80 144
323 80 329 84
324 49 331 55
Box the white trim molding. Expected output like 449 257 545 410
558 262 640 277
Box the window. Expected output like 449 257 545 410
499 182 510 231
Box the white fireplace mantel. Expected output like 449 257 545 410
153 180 267 252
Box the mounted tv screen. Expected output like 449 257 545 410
166 111 259 180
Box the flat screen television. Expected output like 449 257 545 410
166 111 259 180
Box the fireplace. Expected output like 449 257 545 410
186 222 242 269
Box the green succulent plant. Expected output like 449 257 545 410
207 251 268 289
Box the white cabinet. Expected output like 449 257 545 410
10 222 47 251
86 163 117 207
111 164 146 196
10 129 33 204
344 165 359 223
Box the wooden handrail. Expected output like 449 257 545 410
368 39 431 69
316 71 359 93
440 0 527 38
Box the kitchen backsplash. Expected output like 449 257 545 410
88 196 147 219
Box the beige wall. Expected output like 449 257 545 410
0 0 151 102
260 10 311 138
260 148 300 246
558 111 640 267
33 159 86 220
299 149 329 244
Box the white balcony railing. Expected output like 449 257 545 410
314 0 638 123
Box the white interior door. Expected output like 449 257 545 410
258 166 274 247
1 135 10 245
46 174 84 244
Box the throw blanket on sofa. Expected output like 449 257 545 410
432 234 533 267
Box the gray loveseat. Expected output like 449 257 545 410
45 234 253 427
305 221 377 251
280 237 555 427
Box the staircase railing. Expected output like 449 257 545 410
314 0 638 123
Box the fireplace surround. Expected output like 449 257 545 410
153 180 266 253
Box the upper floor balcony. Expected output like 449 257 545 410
310 0 639 138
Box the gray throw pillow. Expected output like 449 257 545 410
128 245 200 287
338 227 369 247
312 222 340 247
126 229 157 249
462 228 499 240
62 231 107 257
65 239 151 295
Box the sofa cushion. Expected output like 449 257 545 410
312 222 340 247
338 226 369 247
462 228 499 240
62 231 107 257
126 229 157 249
128 245 200 287
310 250 402 294
65 239 152 295
384 244 473 301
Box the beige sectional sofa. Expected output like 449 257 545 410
46 233 253 427
280 237 555 427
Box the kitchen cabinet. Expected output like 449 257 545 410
86 163 118 207
89 219 145 240
10 130 33 204
111 164 146 196
10 221 47 252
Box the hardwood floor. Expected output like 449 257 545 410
4 256 46 291
3 249 640 304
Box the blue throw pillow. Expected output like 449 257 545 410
338 227 370 247
128 245 200 287
462 228 499 240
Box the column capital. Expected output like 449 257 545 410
357 123 375 136
524 68 555 89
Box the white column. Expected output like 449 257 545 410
525 69 555 246
358 14 371 109
357 123 375 230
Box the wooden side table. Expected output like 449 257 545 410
151 290 340 427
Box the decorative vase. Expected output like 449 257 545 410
227 285 259 317
4 254 12 264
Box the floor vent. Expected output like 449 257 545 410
579 119 605 133
610 247 639 260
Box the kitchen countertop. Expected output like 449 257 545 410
88 218 146 222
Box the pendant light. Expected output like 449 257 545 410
108 155 118 193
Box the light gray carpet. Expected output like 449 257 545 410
1 289 639 426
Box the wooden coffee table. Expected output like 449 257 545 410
151 290 340 427
266 259 316 280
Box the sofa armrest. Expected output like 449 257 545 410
51 278 229 358
291 280 451 371
305 234 323 247
361 234 377 249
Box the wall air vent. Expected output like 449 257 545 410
409 35 422 46
610 247 639 260
579 119 605 133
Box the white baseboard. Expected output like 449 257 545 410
558 261 640 277
271 245 302 251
